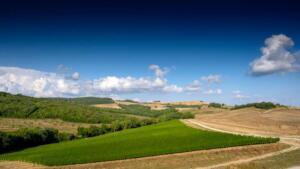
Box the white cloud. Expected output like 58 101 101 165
235 94 247 99
184 80 201 92
0 65 187 97
91 76 165 93
200 75 222 95
57 64 80 80
149 64 168 78
0 67 80 97
232 90 249 99
250 34 300 75
201 74 221 83
163 85 183 93
204 89 222 95
71 72 80 80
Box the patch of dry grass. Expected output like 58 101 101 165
0 118 101 134
195 107 300 136
220 148 300 169
93 103 121 109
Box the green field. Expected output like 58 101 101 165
0 120 278 166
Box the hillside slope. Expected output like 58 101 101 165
0 92 127 123
0 120 277 166
196 107 300 136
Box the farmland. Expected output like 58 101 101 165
0 120 278 166
194 107 300 136
0 92 298 168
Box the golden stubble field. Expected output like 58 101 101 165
195 107 300 136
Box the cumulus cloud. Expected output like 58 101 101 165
184 80 201 92
71 72 80 80
250 34 300 75
201 74 221 83
57 64 80 80
0 65 186 97
163 85 183 93
149 64 168 78
0 67 80 97
91 76 169 93
232 90 249 99
204 89 222 95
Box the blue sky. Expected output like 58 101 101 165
0 0 300 105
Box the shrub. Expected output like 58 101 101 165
181 112 194 119
233 102 279 110
208 102 224 108
58 133 77 141
0 128 65 153
77 118 157 138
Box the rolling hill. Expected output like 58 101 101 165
0 120 278 166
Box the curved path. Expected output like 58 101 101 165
183 119 300 169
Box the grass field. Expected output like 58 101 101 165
0 120 278 166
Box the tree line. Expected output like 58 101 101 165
233 102 284 110
0 128 76 153
0 92 194 124
77 118 157 137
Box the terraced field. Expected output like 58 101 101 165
0 120 278 166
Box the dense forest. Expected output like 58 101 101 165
43 97 115 105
